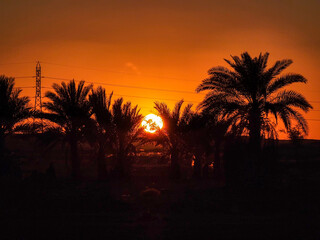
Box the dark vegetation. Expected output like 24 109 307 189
1 53 319 239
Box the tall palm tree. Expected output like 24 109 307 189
196 52 312 157
111 98 144 178
89 87 113 179
43 80 93 179
0 75 31 152
154 100 193 179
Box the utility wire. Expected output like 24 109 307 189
0 62 35 65
41 61 200 82
23 80 320 106
43 76 71 81
43 76 199 95
41 85 200 103
38 61 320 93
41 77 320 105
41 76 320 99
112 93 199 103
306 119 320 121
14 76 35 78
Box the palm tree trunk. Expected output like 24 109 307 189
248 107 262 186
193 153 202 179
114 151 126 178
213 141 225 184
249 107 262 150
0 134 4 155
70 136 80 179
170 148 180 179
97 142 107 180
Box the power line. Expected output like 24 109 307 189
8 61 320 107
43 76 200 95
43 76 71 81
14 76 35 79
39 82 320 106
306 119 320 121
41 61 200 82
41 76 320 100
29 81 320 106
112 93 199 103
0 62 35 66
41 85 200 104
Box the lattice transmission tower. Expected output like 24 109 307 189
35 61 42 112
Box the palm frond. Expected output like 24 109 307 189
267 74 307 95
172 100 184 122
0 75 32 137
265 59 293 79
271 90 312 112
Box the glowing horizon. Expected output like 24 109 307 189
0 0 319 139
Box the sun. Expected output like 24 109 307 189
141 114 163 133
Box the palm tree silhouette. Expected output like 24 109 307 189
184 112 209 178
186 112 230 180
89 86 113 179
0 75 31 152
196 52 312 157
154 100 193 179
111 98 143 178
43 80 93 179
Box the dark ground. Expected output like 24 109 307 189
1 168 320 240
1 138 320 239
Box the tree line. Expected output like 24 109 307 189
0 52 313 185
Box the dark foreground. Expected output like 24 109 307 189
1 168 320 240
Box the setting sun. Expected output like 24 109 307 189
141 114 163 133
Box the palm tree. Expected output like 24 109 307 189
196 52 312 158
89 87 113 179
0 75 31 152
111 98 144 178
183 112 209 178
154 100 193 179
43 80 93 179
90 87 143 179
186 112 230 180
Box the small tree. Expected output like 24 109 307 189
111 98 144 178
42 80 93 179
0 75 31 178
89 87 113 179
0 75 31 152
154 100 193 179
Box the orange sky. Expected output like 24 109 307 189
0 0 319 139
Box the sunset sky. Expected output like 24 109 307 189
0 0 319 139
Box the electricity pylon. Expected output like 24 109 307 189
34 61 44 132
35 61 42 113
